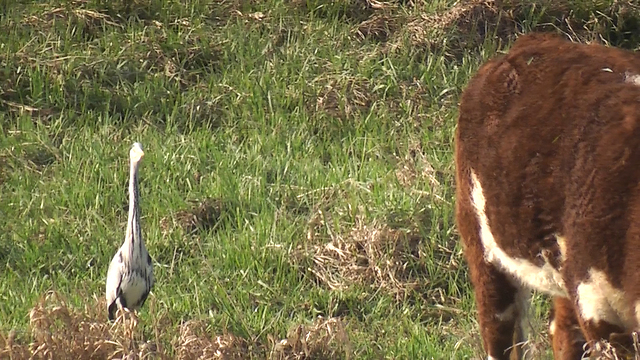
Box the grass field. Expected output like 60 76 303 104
2 0 640 359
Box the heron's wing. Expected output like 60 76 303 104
137 289 150 309
147 253 155 287
107 272 123 320
106 251 124 320
108 297 119 321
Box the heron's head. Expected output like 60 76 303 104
130 142 145 163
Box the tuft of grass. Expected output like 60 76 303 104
163 197 226 235
18 291 160 359
296 214 426 300
176 320 253 360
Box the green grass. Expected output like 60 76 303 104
3 0 639 358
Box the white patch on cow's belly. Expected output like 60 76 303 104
469 170 568 298
577 268 634 330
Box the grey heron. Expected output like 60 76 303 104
106 142 154 321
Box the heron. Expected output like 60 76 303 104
106 142 154 321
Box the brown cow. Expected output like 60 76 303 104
455 32 640 359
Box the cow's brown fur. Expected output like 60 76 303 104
455 33 640 359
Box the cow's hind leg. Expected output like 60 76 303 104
467 257 528 360
549 297 586 360
457 187 527 359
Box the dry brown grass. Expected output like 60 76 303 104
310 77 375 120
21 3 123 32
160 197 225 236
297 214 425 301
269 316 350 360
588 334 640 360
395 139 445 200
3 291 163 359
352 13 400 43
385 0 515 58
175 320 251 360
0 291 255 359
0 329 31 359
415 0 507 35
0 292 357 360
381 0 640 62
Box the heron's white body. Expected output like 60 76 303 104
106 142 154 320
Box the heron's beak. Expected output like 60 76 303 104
131 145 145 163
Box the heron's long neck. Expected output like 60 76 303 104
125 160 144 256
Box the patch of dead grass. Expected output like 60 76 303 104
269 316 351 360
387 0 515 60
352 13 400 43
395 139 445 201
161 198 224 236
0 139 60 177
499 0 640 48
310 77 375 120
22 4 123 41
176 320 251 360
588 333 640 359
297 214 426 301
1 291 262 359
0 292 359 360
0 329 31 359
390 0 640 60
421 0 507 35
208 0 260 25
25 291 162 359
113 23 222 90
